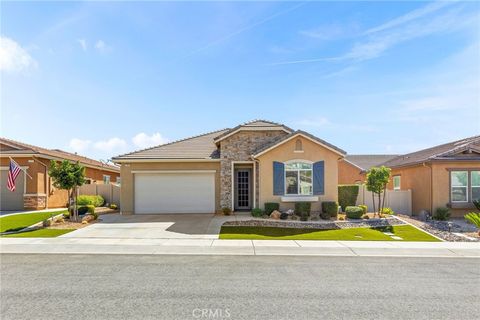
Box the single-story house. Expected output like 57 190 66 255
382 135 480 217
338 155 398 184
112 120 346 214
0 138 120 211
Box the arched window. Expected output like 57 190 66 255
285 161 312 195
295 139 303 152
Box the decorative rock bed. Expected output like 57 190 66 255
223 217 404 230
397 214 479 242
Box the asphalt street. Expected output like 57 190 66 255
1 254 478 320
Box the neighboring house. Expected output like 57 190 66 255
0 138 120 211
112 120 346 214
338 155 399 184
382 136 480 217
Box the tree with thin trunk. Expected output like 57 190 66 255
365 166 391 217
48 160 85 222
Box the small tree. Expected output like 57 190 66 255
49 160 85 222
365 166 391 217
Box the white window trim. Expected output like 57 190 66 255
451 171 468 203
284 161 313 196
393 176 401 191
103 174 111 184
470 171 480 201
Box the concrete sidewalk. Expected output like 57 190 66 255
1 237 479 258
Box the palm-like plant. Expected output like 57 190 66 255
464 212 480 236
473 200 480 211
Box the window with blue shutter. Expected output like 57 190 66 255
273 161 285 195
313 161 325 195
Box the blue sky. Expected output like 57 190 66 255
1 1 479 162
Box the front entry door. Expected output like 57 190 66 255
234 169 252 210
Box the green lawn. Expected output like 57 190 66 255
219 225 440 242
0 210 67 233
1 228 74 238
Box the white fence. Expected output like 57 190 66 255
356 185 412 215
78 184 120 207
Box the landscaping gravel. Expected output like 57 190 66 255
223 217 404 230
397 214 479 242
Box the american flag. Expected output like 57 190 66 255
7 158 22 192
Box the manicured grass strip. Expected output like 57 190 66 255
219 225 440 242
0 210 67 233
1 228 75 238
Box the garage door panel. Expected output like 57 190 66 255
134 173 215 214
0 170 24 211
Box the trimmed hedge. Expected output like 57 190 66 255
433 207 450 221
77 195 104 207
345 206 363 219
78 205 95 215
338 185 360 211
251 208 263 217
264 202 280 215
322 201 339 217
295 202 311 221
359 205 368 215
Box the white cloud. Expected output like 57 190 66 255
132 133 169 149
94 40 111 54
0 36 37 72
77 39 87 51
93 137 127 152
69 138 91 152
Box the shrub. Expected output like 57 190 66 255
381 207 395 215
77 195 104 207
345 206 363 219
280 212 288 220
264 202 280 215
109 204 118 210
464 213 480 235
359 205 368 215
42 219 52 227
295 202 311 216
433 207 450 221
322 201 339 217
319 211 331 220
473 200 480 211
222 207 232 216
361 214 370 219
338 185 360 211
63 211 70 219
251 208 263 217
338 216 345 221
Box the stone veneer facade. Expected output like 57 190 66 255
219 130 289 209
23 194 47 210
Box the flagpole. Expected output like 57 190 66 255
9 157 33 179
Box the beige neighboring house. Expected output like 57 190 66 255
338 155 399 184
382 136 480 217
112 120 346 214
0 138 120 211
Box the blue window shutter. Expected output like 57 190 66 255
273 161 285 195
313 161 325 195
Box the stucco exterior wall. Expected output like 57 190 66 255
388 161 480 217
338 160 364 184
119 161 221 215
256 136 341 212
0 156 119 209
219 130 288 209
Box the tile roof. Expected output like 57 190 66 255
113 129 229 160
381 135 480 168
344 155 399 171
253 130 346 156
0 137 119 172
213 119 293 141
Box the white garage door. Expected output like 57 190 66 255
134 172 215 214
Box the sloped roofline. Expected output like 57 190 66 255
112 128 228 161
213 119 294 143
0 137 120 172
252 130 346 158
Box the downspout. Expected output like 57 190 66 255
423 162 433 214
33 156 49 209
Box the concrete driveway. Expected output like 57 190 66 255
60 213 249 239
